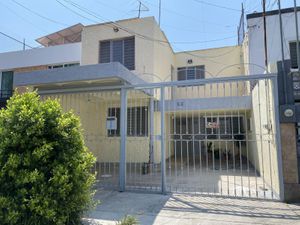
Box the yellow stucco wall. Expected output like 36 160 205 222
248 79 280 197
81 17 153 80
41 91 171 164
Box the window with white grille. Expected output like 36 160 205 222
177 65 205 81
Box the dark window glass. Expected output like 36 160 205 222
99 37 135 70
1 71 13 98
112 40 124 64
107 108 120 137
107 106 148 137
124 37 135 70
177 65 205 81
290 42 299 69
99 41 111 63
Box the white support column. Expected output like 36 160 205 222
120 88 127 192
160 87 166 194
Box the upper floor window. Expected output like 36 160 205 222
289 41 300 69
99 37 135 70
48 63 79 69
177 65 205 81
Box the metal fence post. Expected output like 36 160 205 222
271 76 285 201
160 86 166 194
120 88 127 192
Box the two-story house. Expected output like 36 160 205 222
0 16 282 200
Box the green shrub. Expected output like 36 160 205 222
0 92 96 225
116 215 139 225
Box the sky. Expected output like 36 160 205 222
0 0 297 53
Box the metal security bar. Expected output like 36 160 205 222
39 74 283 200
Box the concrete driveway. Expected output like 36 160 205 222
83 190 300 225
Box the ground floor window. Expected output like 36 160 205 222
107 107 148 137
174 115 244 140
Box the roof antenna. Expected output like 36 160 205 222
135 1 149 18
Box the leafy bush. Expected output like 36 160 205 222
0 92 96 225
116 215 139 225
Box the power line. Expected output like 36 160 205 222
11 0 69 27
171 36 236 44
0 31 34 49
142 0 236 27
0 1 49 33
193 0 241 12
55 0 98 23
57 0 236 45
55 0 239 67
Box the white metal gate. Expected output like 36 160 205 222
41 74 284 200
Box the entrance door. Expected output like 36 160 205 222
173 117 205 166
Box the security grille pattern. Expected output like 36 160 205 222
289 42 300 69
177 66 205 81
107 107 148 136
40 74 282 200
99 37 135 70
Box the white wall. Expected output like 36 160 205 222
246 11 300 75
0 43 81 71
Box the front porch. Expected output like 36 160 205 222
13 63 282 200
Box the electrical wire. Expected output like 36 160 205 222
142 0 236 28
11 0 70 27
0 31 34 49
57 0 236 46
193 0 241 12
54 0 241 67
0 1 49 33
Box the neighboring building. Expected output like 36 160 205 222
244 7 300 202
244 7 300 74
0 16 287 201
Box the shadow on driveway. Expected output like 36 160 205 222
82 189 300 225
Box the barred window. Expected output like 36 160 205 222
107 106 148 137
290 41 300 69
177 65 205 81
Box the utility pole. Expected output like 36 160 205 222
278 0 287 103
294 0 300 71
159 0 162 27
262 0 268 70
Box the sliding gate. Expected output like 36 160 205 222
41 74 284 200
119 74 283 200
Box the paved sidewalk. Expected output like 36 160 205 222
83 190 300 225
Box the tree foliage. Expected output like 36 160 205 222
0 92 96 225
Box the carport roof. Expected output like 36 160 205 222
13 62 147 91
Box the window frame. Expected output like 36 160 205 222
99 36 135 70
107 106 148 137
48 63 80 69
177 65 205 81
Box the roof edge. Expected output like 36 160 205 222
247 7 300 20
